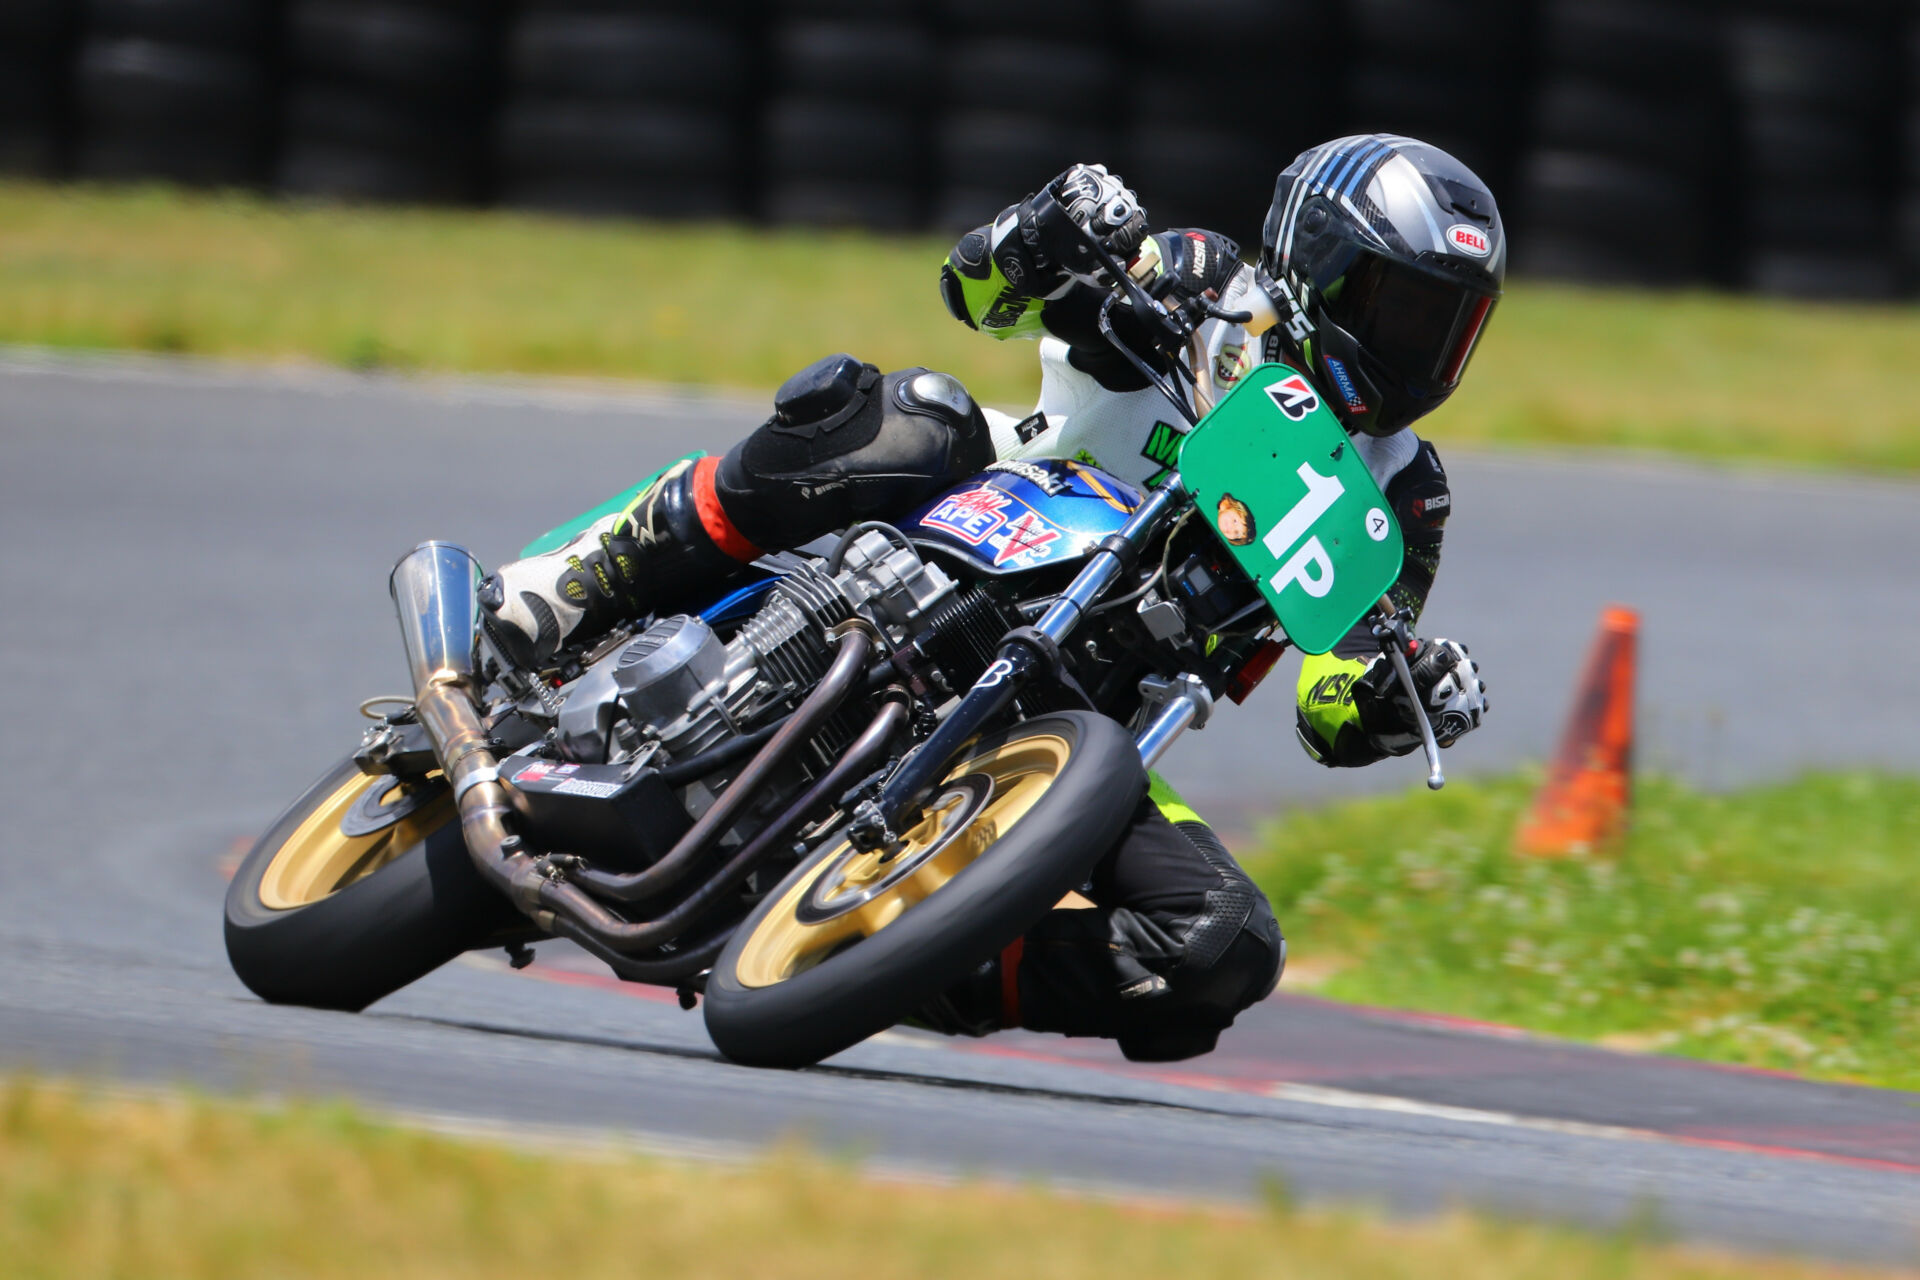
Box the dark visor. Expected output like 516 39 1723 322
1321 250 1495 391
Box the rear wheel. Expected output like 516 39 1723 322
224 756 521 1011
703 711 1145 1068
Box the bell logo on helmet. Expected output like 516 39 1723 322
1447 225 1491 257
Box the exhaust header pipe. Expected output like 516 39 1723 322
385 540 890 962
388 541 551 922
390 541 485 693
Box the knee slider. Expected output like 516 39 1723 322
718 358 995 547
774 353 880 437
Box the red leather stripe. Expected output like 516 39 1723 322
999 936 1024 1029
691 455 762 563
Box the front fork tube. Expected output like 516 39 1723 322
1134 673 1213 769
871 482 1188 837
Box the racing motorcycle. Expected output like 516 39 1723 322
224 228 1450 1068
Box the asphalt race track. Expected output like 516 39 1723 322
3 351 1918 1264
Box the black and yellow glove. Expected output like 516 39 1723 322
1139 228 1242 307
1296 639 1487 767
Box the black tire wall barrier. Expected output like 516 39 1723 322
75 0 279 185
1 0 80 175
498 0 749 218
278 0 501 205
762 0 934 230
13 0 1920 299
1518 0 1735 287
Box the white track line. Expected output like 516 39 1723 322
1265 1082 1648 1143
0 344 765 417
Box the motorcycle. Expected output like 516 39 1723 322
224 228 1449 1068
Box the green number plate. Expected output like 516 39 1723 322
1178 363 1403 654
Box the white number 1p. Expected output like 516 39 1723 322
1262 462 1345 600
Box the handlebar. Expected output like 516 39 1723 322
1068 211 1258 428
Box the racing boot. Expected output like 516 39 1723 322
900 909 1189 1042
480 457 759 669
902 949 1021 1038
482 352 994 668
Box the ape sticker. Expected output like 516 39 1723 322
921 487 1064 569
992 510 1061 566
1265 374 1320 421
1214 343 1251 388
922 488 1010 545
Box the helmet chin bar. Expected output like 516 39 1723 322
1268 283 1445 439
1311 321 1397 439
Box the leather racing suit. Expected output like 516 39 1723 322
481 210 1455 1061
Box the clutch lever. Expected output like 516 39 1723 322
1079 219 1206 425
1097 295 1200 427
1076 216 1197 348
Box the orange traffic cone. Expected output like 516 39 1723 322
1515 605 1638 857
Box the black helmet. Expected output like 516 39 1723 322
1260 135 1504 438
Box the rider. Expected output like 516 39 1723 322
480 134 1496 1061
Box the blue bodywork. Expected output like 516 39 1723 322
901 460 1143 577
694 460 1144 618
698 575 781 626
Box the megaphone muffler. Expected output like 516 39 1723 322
387 542 550 921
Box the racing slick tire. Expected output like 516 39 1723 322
704 710 1145 1069
224 755 522 1012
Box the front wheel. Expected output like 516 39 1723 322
224 756 523 1011
703 711 1146 1068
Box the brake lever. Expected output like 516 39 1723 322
1371 597 1445 791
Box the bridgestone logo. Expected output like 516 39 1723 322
1266 375 1320 421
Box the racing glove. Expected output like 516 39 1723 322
1054 163 1148 262
1355 638 1487 753
1137 229 1243 307
998 163 1148 296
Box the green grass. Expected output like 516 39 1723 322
0 181 1009 398
6 180 1920 471
1244 772 1920 1089
5 1077 1907 1280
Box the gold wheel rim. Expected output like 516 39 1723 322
731 733 1071 989
256 772 451 910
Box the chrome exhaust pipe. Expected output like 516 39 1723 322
389 541 485 694
389 542 552 924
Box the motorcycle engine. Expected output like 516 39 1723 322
551 531 955 771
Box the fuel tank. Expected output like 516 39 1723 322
901 458 1143 578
